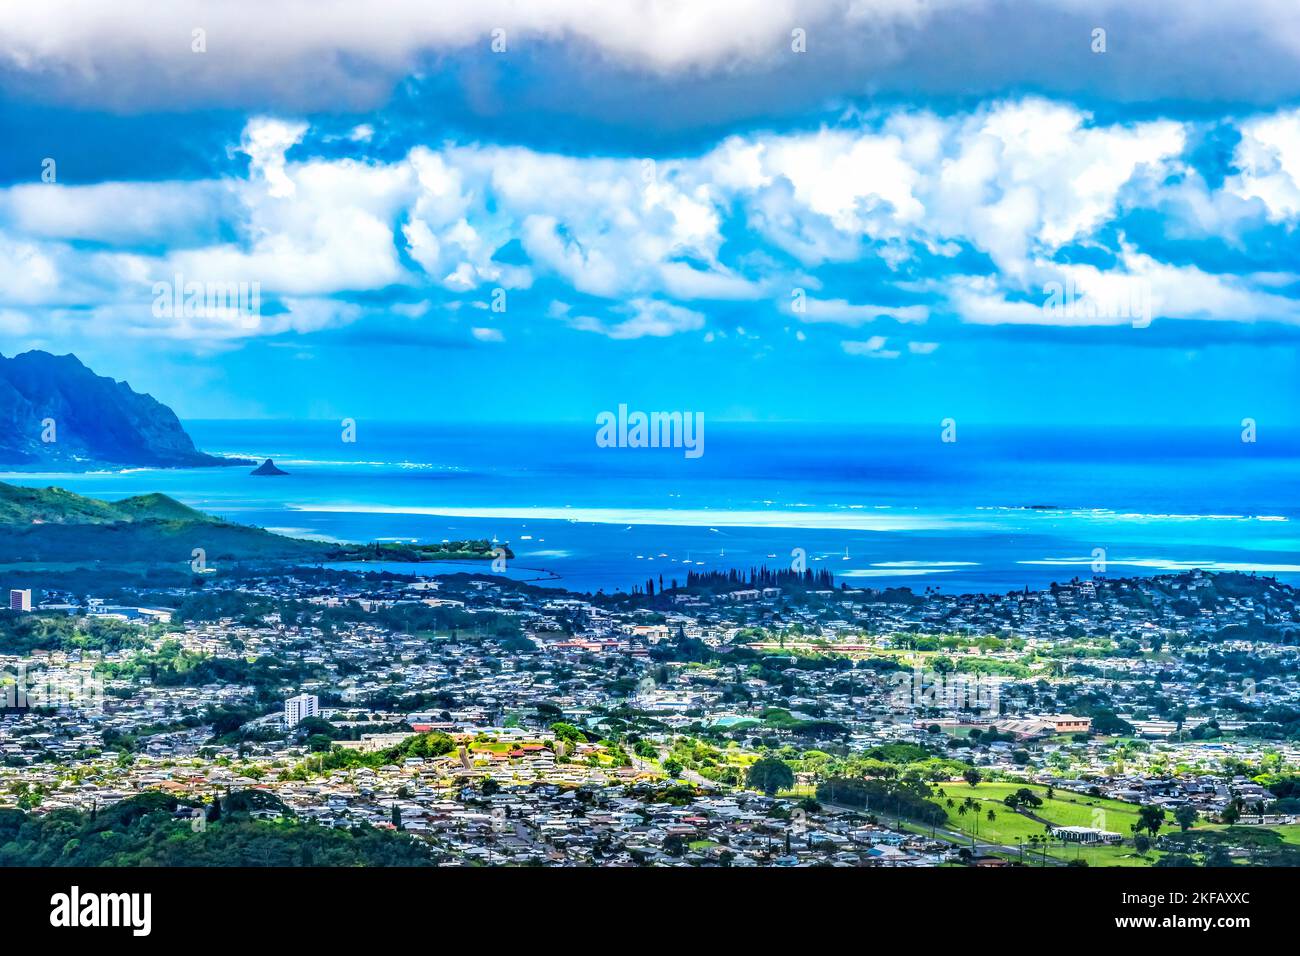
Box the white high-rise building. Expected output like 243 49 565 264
9 590 31 612
285 693 319 729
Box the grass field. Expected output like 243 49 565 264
931 781 1154 866
1273 824 1300 845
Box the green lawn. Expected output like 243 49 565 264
779 784 817 798
931 781 1155 866
900 781 1293 867
937 781 1141 832
1269 824 1300 846
464 741 520 755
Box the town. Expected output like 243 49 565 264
1 564 1298 867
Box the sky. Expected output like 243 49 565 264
1 0 1299 425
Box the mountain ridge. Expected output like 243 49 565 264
0 482 505 568
0 481 323 565
0 350 249 469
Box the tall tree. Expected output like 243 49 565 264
746 757 795 797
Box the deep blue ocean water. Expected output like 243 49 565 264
4 421 1297 595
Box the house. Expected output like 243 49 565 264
1050 826 1122 844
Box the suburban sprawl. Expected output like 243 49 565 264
3 560 1300 867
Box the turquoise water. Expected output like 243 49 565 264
3 420 1297 594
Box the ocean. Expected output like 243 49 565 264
4 420 1298 595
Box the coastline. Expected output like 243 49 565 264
0 419 1294 594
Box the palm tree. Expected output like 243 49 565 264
1027 833 1050 866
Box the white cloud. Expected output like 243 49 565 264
7 1 1300 114
949 250 1300 327
0 235 62 305
0 1 928 107
790 297 929 325
242 117 308 198
761 130 925 235
660 261 765 300
4 102 1300 346
571 299 706 339
0 180 230 245
707 100 1186 276
842 335 900 358
1230 108 1300 221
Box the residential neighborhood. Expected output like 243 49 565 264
2 566 1299 867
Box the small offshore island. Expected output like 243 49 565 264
251 458 289 476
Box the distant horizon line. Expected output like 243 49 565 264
182 418 1300 430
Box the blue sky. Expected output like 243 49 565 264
1 1 1299 425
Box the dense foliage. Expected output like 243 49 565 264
0 791 435 866
815 777 949 826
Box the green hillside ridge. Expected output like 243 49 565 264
0 483 217 525
110 492 217 523
0 481 326 565
0 481 504 568
0 483 125 525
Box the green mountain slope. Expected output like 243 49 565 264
0 481 327 565
111 492 217 523
0 483 126 524
0 482 503 569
